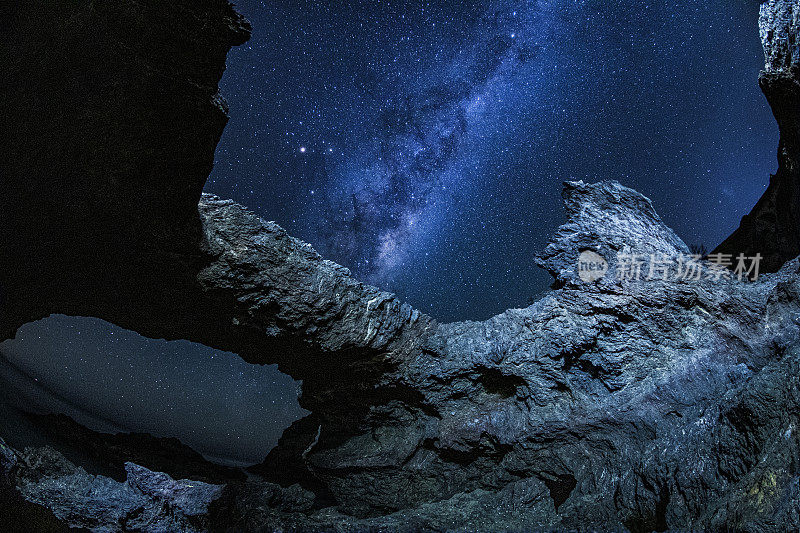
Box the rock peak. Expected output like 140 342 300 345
536 180 689 284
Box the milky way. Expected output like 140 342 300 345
311 1 555 283
305 0 619 285
209 0 775 321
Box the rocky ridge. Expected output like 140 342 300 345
1 0 800 531
4 178 800 530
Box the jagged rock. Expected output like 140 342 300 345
238 181 800 530
0 438 70 532
714 0 800 271
195 195 432 371
11 444 224 532
535 180 690 285
3 436 322 533
2 0 800 531
275 181 800 528
210 479 318 531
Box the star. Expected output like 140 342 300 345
208 0 775 323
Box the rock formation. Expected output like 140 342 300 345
534 180 690 285
2 439 225 532
1 0 800 531
4 179 800 531
714 0 800 271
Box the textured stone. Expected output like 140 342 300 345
0 438 70 532
535 179 690 285
3 0 800 531
259 181 800 529
11 445 224 532
237 180 800 530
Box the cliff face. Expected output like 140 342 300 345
714 0 800 271
2 0 800 531
0 0 251 341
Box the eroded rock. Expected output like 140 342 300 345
3 0 800 531
11 444 224 532
534 180 690 285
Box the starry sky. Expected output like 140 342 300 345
0 0 779 465
0 316 307 465
209 0 776 322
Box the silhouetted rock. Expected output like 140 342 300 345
0 0 251 342
715 0 800 271
24 413 245 485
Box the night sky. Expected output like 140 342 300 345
1 0 778 464
209 0 776 322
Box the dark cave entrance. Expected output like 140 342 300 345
0 315 307 468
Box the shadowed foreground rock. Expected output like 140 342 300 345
2 0 800 531
714 0 800 270
22 412 245 485
2 438 225 532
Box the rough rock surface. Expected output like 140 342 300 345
714 0 800 271
10 180 800 531
0 439 69 532
2 0 800 531
241 180 800 531
535 180 690 285
2 438 225 532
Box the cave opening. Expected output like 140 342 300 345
0 315 308 470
